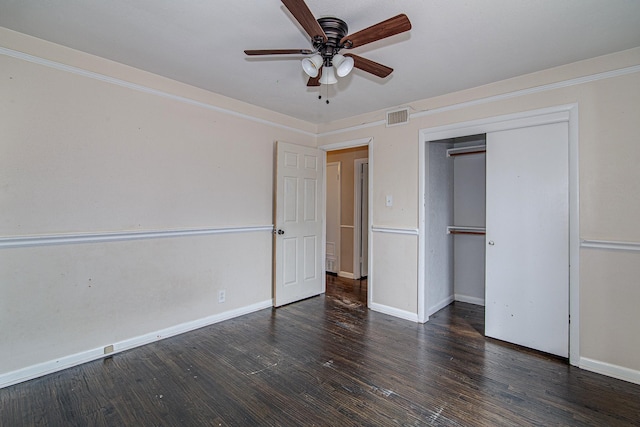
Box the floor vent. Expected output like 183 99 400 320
386 108 409 127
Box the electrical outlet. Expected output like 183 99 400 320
218 290 226 303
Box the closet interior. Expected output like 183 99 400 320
427 134 486 315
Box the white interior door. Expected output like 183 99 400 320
485 122 569 357
326 162 340 274
354 159 369 278
274 141 324 307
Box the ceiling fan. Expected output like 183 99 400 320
244 0 411 87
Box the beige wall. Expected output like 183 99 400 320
318 47 640 377
326 146 368 275
2 24 640 385
0 28 315 381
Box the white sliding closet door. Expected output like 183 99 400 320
485 122 569 357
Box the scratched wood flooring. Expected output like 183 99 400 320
2 275 640 426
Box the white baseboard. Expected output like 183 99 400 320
338 271 355 279
369 302 419 322
454 294 486 306
579 357 640 386
427 295 455 316
0 299 273 389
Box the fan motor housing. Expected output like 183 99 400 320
315 17 349 65
317 17 348 43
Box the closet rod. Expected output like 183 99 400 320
447 226 486 235
446 144 486 157
448 149 486 157
448 230 486 236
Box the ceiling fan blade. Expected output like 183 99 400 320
281 0 327 42
244 49 314 56
307 67 322 86
341 14 411 48
344 54 393 78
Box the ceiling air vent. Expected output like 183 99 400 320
386 108 409 127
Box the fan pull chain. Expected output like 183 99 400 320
317 85 330 104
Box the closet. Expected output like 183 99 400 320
425 122 569 358
426 135 486 315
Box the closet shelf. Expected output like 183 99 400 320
447 226 486 235
447 144 486 157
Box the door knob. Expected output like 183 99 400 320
488 240 495 246
277 229 285 235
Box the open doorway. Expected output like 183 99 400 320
325 145 369 305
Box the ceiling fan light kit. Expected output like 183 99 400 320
333 54 354 78
245 0 411 90
301 54 323 78
318 66 338 85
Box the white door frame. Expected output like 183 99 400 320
319 137 372 306
418 104 580 365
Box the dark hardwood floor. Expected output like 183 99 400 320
325 273 367 304
2 276 640 426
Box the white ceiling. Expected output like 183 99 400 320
1 0 639 124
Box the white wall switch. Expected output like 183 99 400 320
385 195 393 207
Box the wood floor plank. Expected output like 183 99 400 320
2 276 640 426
